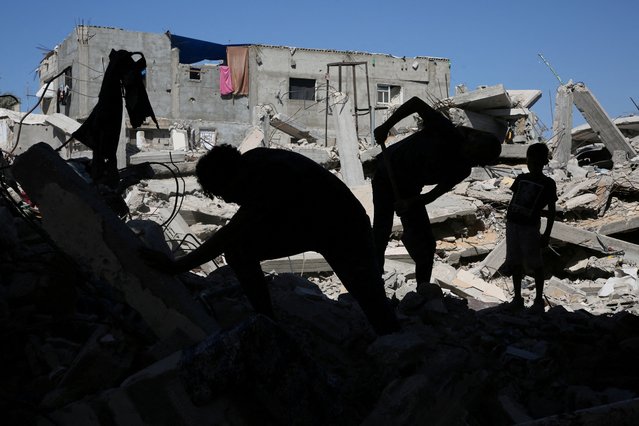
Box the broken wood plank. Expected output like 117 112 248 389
271 113 320 143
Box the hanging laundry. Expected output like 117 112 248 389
226 46 249 96
219 65 234 96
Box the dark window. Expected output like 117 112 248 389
189 67 201 81
289 78 315 101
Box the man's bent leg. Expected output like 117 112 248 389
372 172 396 274
322 245 399 335
400 205 436 284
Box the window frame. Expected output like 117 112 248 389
189 67 202 81
289 77 316 101
376 84 402 105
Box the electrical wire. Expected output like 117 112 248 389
140 161 182 229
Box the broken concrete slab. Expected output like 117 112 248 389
170 128 188 151
452 269 508 302
500 144 529 160
447 107 507 139
129 150 186 165
12 143 219 344
596 215 639 236
238 126 265 153
261 251 330 274
44 112 82 135
475 219 639 279
571 82 637 157
446 84 512 110
507 90 542 108
573 114 639 144
0 108 71 155
271 113 320 143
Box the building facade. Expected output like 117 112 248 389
38 25 451 150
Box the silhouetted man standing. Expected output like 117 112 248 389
146 145 399 335
373 97 502 285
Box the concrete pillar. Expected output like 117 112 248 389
330 92 365 187
12 143 219 344
170 48 180 119
77 26 90 118
262 113 270 148
571 82 636 157
551 84 573 167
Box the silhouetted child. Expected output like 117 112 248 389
505 143 557 313
143 144 399 335
373 96 502 287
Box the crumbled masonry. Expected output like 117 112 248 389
3 80 639 425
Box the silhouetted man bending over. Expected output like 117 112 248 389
373 97 502 285
147 145 399 335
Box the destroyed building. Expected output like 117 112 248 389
37 25 451 153
3 23 639 426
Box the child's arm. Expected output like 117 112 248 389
541 202 556 247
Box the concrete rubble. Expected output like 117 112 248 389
3 79 639 426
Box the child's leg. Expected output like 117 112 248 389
512 265 523 302
533 267 545 304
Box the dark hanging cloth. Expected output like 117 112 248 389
72 49 158 188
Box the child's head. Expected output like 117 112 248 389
526 143 550 173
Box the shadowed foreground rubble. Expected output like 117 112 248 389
2 212 639 424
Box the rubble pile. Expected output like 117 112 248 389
3 136 639 425
3 80 639 424
3 201 639 424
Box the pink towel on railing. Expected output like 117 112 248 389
219 65 233 95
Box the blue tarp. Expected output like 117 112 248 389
168 33 247 64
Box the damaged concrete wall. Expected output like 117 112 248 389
247 44 450 144
41 25 450 149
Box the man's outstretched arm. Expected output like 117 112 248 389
141 208 251 274
374 97 446 144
